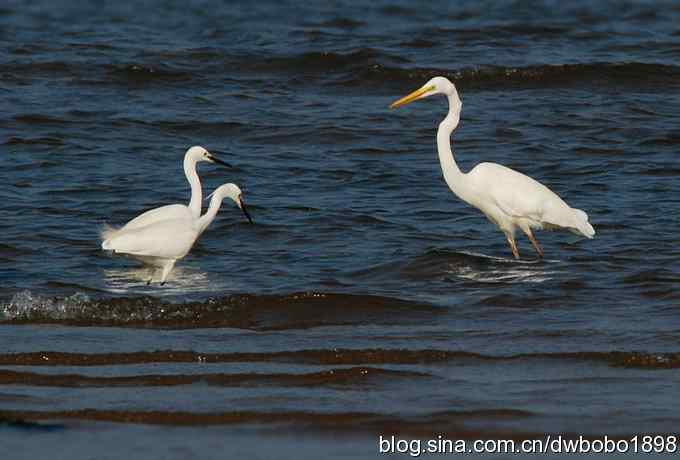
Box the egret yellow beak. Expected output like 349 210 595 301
389 85 435 109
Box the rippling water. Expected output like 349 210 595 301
1 1 680 458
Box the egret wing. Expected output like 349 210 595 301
105 218 198 260
470 162 592 234
470 163 552 217
120 204 193 231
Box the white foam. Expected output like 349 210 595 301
1 290 91 320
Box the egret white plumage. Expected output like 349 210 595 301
390 76 594 259
103 146 232 236
102 183 252 284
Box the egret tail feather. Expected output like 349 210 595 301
101 224 120 250
572 208 595 239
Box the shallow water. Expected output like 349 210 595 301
1 0 680 458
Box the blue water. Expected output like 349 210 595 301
1 1 680 458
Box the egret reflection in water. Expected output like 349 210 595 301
103 266 213 294
444 252 562 284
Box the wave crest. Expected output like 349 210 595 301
1 290 439 330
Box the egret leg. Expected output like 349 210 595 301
159 260 176 286
523 228 544 258
505 233 520 260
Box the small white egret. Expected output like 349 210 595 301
104 146 232 235
102 183 252 285
390 76 594 259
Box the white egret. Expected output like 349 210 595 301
102 183 253 284
104 146 232 235
390 76 594 259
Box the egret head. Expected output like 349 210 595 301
389 76 459 109
185 145 232 168
207 183 253 224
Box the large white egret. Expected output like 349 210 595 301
390 76 594 259
108 146 233 234
102 183 253 284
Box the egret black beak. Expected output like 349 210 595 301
208 150 233 168
239 197 253 224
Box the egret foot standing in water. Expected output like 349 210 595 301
390 76 595 259
103 178 252 284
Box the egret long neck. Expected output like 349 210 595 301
184 157 202 218
197 194 224 235
436 94 470 201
